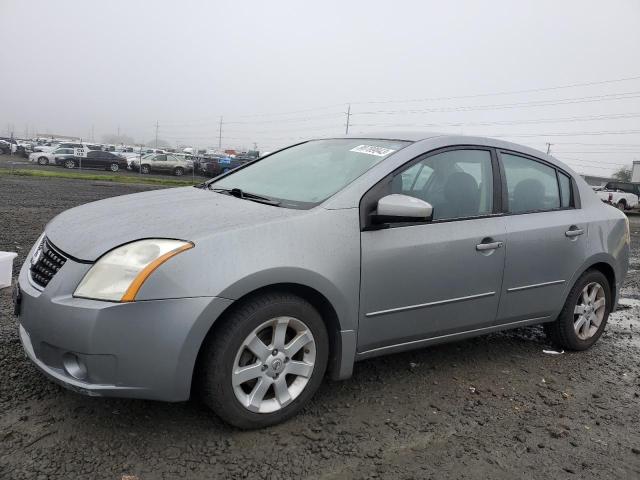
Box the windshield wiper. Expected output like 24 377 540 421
210 187 281 206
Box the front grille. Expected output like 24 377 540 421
29 237 67 288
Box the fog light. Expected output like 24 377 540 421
62 353 88 381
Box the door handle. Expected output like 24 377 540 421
565 228 584 238
476 241 504 251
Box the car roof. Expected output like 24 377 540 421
329 131 555 164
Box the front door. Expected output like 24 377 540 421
358 148 507 354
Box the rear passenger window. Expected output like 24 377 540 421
558 172 572 208
501 153 560 213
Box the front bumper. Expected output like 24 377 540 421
17 256 233 402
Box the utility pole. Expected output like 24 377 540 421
546 142 552 154
218 116 223 149
91 124 95 142
345 104 351 135
155 121 159 148
117 124 120 141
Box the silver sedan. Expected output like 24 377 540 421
15 132 629 428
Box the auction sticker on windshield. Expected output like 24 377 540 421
350 145 396 157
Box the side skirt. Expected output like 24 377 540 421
354 316 550 361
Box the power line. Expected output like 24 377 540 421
351 112 640 129
349 74 640 106
353 91 640 116
488 129 640 138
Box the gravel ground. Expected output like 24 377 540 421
1 175 639 480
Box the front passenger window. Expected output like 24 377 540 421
391 149 493 221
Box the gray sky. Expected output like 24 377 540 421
1 0 639 175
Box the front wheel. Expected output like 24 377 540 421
37 156 48 165
140 164 150 174
616 201 626 211
64 159 75 169
544 269 611 350
174 167 184 176
109 163 120 172
199 292 329 429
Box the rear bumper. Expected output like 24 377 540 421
17 259 233 401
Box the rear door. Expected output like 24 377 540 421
153 154 168 173
359 147 507 354
84 151 101 168
495 151 587 325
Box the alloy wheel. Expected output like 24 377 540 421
573 282 606 340
232 316 316 414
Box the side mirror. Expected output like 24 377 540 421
373 194 433 224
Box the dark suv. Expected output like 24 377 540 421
202 156 251 177
604 181 640 197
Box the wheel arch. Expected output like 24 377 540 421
192 280 354 397
564 255 617 309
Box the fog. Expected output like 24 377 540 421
1 0 639 175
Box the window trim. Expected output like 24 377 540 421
360 145 502 231
496 149 580 216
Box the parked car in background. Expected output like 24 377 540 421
59 150 128 171
603 181 640 198
29 147 75 165
235 150 260 161
14 133 630 429
32 142 59 153
0 140 12 154
131 153 194 176
596 187 639 211
201 155 250 177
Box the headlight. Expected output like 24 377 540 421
74 239 193 302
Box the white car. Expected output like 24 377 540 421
596 189 639 210
29 147 76 165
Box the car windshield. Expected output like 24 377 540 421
210 139 409 208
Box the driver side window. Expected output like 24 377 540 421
391 149 494 221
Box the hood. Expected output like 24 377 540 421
46 186 302 261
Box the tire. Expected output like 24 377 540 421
37 156 48 165
141 164 150 174
199 292 329 429
64 159 75 169
544 269 611 350
109 163 119 172
616 201 626 211
174 167 184 176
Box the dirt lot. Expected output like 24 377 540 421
1 175 639 480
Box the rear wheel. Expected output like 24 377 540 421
140 164 150 174
37 156 48 165
174 167 184 176
109 163 120 172
64 159 75 169
544 269 611 350
199 292 329 429
616 201 626 211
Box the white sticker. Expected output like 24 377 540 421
350 145 396 157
